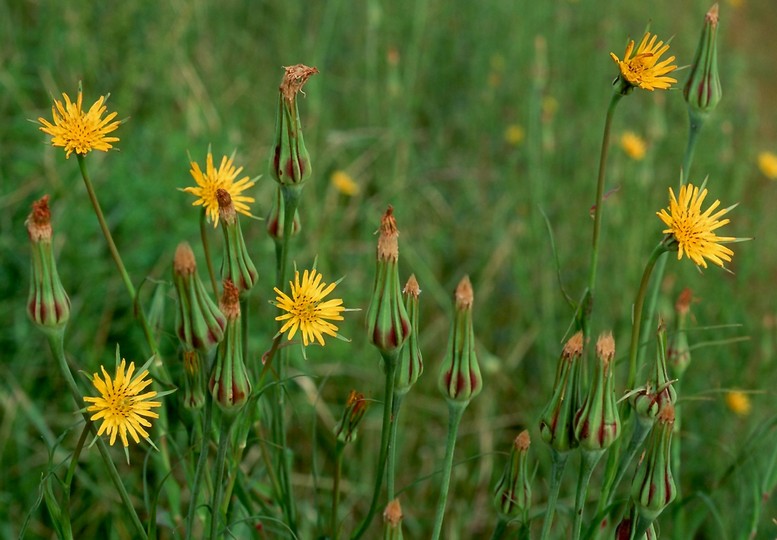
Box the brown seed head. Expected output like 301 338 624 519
216 188 236 224
676 288 693 314
515 429 531 452
280 64 319 104
383 498 403 527
563 331 584 360
219 279 241 320
173 242 197 276
596 332 615 365
454 275 474 310
377 206 399 262
706 3 719 27
403 274 421 298
26 195 53 242
658 403 676 424
346 389 365 407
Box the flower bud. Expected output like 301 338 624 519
574 333 621 450
266 185 301 243
172 242 226 352
26 195 70 333
684 4 722 117
630 405 677 536
631 321 677 424
539 332 583 453
181 350 206 409
382 499 404 540
269 64 318 186
493 430 532 520
667 288 692 378
333 390 370 444
217 189 258 296
395 275 423 395
438 276 483 404
366 207 411 356
209 279 251 411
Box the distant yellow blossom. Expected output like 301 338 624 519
331 170 360 196
504 125 525 146
725 390 751 416
758 151 777 180
611 32 678 91
181 151 256 227
727 0 743 7
38 89 120 159
620 131 647 160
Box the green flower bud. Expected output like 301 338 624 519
631 322 677 424
539 332 583 453
493 430 532 520
217 189 258 296
668 288 692 378
333 390 370 444
26 196 70 333
182 349 206 409
270 64 318 186
382 499 404 540
209 280 251 411
366 207 411 356
630 405 677 536
438 276 483 404
266 185 301 244
574 333 621 450
173 242 226 353
395 274 423 395
684 4 722 117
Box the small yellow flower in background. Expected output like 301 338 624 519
274 268 346 347
38 89 120 158
727 0 743 7
611 32 678 91
331 170 360 196
758 151 777 180
84 359 161 448
620 131 647 160
504 124 525 146
657 183 737 268
182 151 256 227
725 390 751 416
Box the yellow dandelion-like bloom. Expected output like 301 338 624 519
504 124 525 146
620 131 647 160
657 183 737 268
274 268 346 347
610 32 678 91
38 89 120 159
758 151 777 180
725 390 751 416
84 359 161 447
331 170 360 196
181 151 256 227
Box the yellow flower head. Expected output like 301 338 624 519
331 170 360 196
758 151 777 180
84 359 161 447
610 32 678 91
182 151 256 227
620 131 647 160
657 183 737 268
274 268 346 347
38 89 120 158
504 124 525 146
725 390 751 416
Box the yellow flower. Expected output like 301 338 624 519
274 268 346 347
182 151 256 227
38 89 120 159
657 183 737 268
504 124 525 146
610 32 678 91
758 151 777 180
84 359 161 447
725 390 751 416
331 170 360 196
620 131 647 160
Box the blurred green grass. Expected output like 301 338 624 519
3 0 777 537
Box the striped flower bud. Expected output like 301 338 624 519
269 64 318 186
217 189 258 296
209 280 251 411
382 499 404 540
333 390 370 444
266 185 301 244
181 350 206 409
539 332 583 453
574 333 621 450
395 275 423 395
493 430 532 520
668 288 692 378
684 4 722 117
631 322 677 424
438 276 483 404
172 242 226 352
366 207 411 356
26 195 70 334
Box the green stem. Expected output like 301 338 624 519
331 442 346 540
209 415 232 539
490 518 508 540
582 93 623 337
572 450 605 540
60 420 91 540
351 353 398 540
430 402 466 540
386 391 406 500
200 209 219 297
681 112 705 183
540 449 569 540
606 418 653 508
185 397 213 540
46 331 148 540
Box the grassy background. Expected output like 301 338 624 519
3 0 777 537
